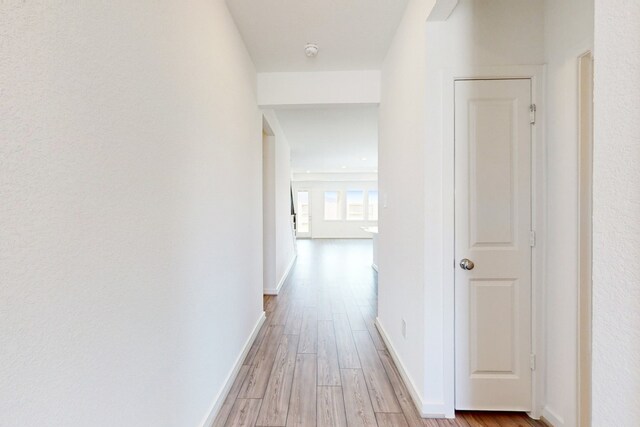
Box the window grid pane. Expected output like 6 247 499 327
368 190 379 221
324 191 340 220
346 190 364 221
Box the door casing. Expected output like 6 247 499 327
295 189 312 239
441 66 546 419
577 51 594 427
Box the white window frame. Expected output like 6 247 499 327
323 190 342 221
345 190 365 221
367 190 379 221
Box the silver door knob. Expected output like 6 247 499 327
460 258 475 270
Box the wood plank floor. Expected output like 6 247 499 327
213 239 547 427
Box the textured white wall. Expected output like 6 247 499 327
417 0 545 415
0 1 263 426
592 1 640 426
262 111 297 294
378 0 434 414
263 133 277 293
543 1 594 425
379 0 545 415
274 129 296 287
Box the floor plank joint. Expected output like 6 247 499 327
213 240 547 427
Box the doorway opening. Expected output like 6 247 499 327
454 78 534 412
443 66 546 421
261 105 379 297
284 107 378 235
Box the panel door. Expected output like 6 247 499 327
454 79 532 411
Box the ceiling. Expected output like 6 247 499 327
275 106 378 174
225 0 409 72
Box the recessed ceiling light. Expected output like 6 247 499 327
304 43 319 58
361 157 367 161
341 166 347 169
306 170 311 174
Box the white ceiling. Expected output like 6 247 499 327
225 0 409 72
275 106 378 174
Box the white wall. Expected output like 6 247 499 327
543 1 594 426
292 179 378 239
592 2 640 426
424 1 545 416
263 111 297 294
379 0 545 417
419 1 596 423
0 2 263 426
274 132 296 289
378 0 433 415
263 132 277 294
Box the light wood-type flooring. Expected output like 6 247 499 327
213 239 547 427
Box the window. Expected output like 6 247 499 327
346 190 365 221
297 191 310 233
368 190 379 221
324 191 340 220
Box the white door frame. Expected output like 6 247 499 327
441 65 546 419
295 188 312 239
577 50 593 427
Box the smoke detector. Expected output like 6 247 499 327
304 43 319 58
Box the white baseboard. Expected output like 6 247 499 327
375 318 442 418
264 254 297 296
200 312 267 427
541 406 564 427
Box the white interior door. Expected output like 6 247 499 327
454 79 533 411
296 190 311 238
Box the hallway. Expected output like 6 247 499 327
2 1 639 425
213 240 546 427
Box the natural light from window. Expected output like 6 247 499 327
297 191 310 233
324 191 340 220
368 190 378 221
346 190 365 221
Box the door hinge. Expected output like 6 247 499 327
530 354 537 371
529 230 536 247
530 104 537 125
